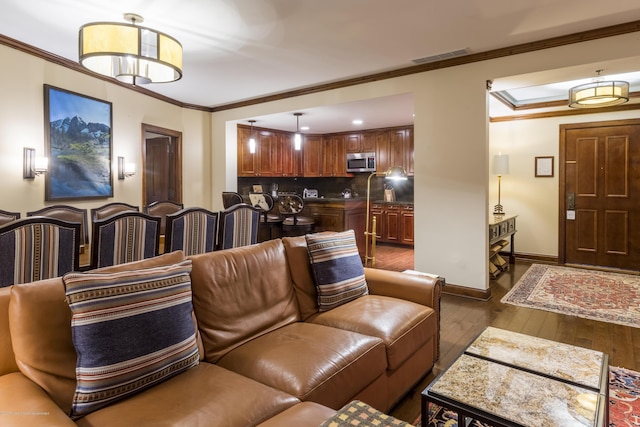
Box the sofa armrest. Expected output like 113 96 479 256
364 268 442 310
0 372 75 427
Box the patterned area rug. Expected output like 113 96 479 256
417 366 640 426
500 264 640 328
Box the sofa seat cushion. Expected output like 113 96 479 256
217 322 387 410
75 363 299 427
308 295 437 371
0 372 77 426
257 402 337 427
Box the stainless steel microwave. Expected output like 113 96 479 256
346 152 376 173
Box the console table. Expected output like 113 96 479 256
489 214 517 278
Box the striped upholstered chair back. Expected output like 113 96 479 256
0 217 81 287
217 204 260 250
27 205 89 248
91 212 161 269
0 209 20 227
164 207 218 256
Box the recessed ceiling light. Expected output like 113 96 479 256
352 119 363 125
300 126 310 130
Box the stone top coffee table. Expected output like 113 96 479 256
421 327 608 427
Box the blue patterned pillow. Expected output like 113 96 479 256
62 259 199 419
305 230 368 312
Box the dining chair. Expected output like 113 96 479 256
144 200 184 236
221 192 244 209
217 204 260 250
90 202 139 221
91 211 161 269
0 209 20 226
27 205 89 249
0 217 80 287
164 207 219 256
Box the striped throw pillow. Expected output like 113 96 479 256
306 230 368 312
62 259 199 419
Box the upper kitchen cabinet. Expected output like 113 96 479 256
276 132 302 177
238 125 301 177
345 132 375 153
302 135 323 177
238 126 258 176
376 127 414 176
322 134 349 177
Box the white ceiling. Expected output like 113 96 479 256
2 0 640 132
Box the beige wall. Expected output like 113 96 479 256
489 109 640 259
2 30 639 291
211 32 640 291
0 44 211 215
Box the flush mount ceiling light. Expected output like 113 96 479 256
568 70 629 108
79 13 182 85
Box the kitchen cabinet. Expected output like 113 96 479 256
322 134 348 177
375 127 414 176
400 204 414 245
278 132 301 177
238 124 413 178
237 126 258 176
257 130 276 176
369 202 414 246
302 135 323 177
302 199 367 257
346 132 375 153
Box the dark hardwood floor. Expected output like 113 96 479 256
374 244 640 424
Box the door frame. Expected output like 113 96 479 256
558 117 640 265
141 123 183 207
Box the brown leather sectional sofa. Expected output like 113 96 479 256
0 235 441 426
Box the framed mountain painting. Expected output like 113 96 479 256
44 85 113 200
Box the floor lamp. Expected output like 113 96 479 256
364 166 408 267
492 153 509 215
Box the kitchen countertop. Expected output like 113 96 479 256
302 197 413 205
371 200 414 206
302 197 367 202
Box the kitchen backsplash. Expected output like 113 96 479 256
237 175 414 202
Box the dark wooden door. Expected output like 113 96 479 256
560 119 640 270
142 124 182 206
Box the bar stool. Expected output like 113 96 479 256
278 194 315 237
249 193 283 241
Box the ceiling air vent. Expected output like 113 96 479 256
411 48 470 65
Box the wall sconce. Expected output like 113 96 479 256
117 156 136 179
23 147 49 179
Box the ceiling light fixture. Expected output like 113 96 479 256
79 13 182 85
568 70 629 108
293 113 303 151
248 120 256 154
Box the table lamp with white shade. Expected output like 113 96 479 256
492 153 509 215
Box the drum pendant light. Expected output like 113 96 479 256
79 13 182 84
568 70 629 108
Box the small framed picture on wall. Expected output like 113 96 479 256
535 156 554 177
